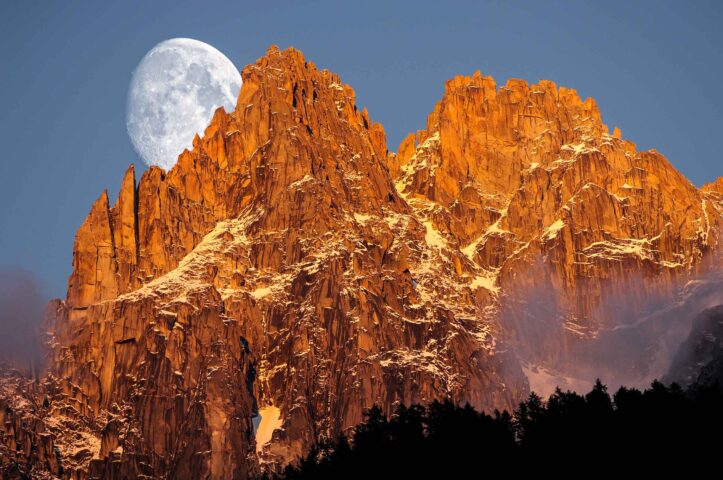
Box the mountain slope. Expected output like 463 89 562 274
1 46 722 479
665 304 723 387
392 71 721 372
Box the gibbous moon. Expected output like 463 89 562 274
126 38 241 169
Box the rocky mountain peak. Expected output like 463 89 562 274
703 177 723 194
67 46 407 310
394 71 610 207
2 46 721 479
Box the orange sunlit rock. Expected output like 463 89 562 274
2 46 721 479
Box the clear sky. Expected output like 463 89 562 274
1 0 722 298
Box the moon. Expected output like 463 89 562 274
126 38 242 170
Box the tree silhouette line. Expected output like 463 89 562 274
269 379 723 478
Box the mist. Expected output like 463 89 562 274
575 268 723 390
0 266 46 379
504 251 723 397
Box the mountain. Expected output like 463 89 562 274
1 46 722 479
665 304 723 387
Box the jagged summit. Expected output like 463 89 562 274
68 45 404 308
391 59 720 357
1 45 722 479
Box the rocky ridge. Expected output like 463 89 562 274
393 70 722 371
1 46 722 478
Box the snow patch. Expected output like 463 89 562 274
251 286 272 299
700 199 711 244
354 213 372 224
542 219 565 240
394 131 441 196
254 405 282 454
119 209 261 302
423 220 447 249
561 142 599 155
289 174 315 189
469 269 500 295
461 213 510 260
377 348 447 378
461 239 480 260
583 238 655 263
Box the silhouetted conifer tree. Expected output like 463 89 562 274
272 376 723 479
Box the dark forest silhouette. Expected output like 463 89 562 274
269 379 723 478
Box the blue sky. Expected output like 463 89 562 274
1 0 722 297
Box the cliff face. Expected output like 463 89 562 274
393 72 722 374
1 46 721 478
664 304 723 387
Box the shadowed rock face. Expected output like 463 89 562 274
1 46 721 478
665 304 723 387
